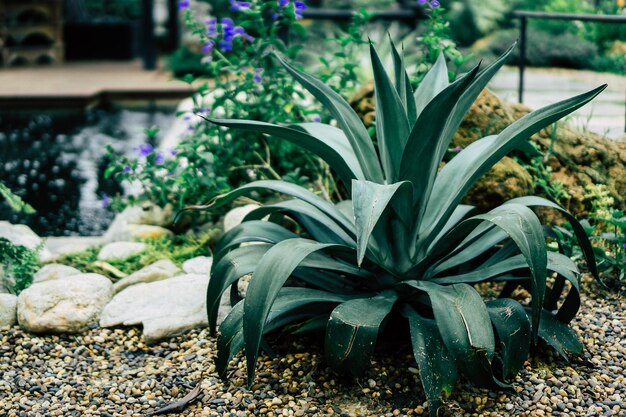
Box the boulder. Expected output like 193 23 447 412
42 236 103 261
0 293 17 328
97 242 147 261
128 225 174 240
17 274 113 333
113 259 181 293
100 274 222 343
33 264 81 284
182 256 213 275
103 203 173 243
223 204 260 232
0 221 42 251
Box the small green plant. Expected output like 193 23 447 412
0 238 39 294
590 210 626 285
0 182 35 214
200 40 604 415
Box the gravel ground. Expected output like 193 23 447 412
1 278 624 417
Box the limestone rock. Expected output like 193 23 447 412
223 204 260 232
97 242 147 261
113 259 181 293
128 224 174 240
103 203 173 243
0 293 17 328
33 264 81 284
100 274 217 343
0 221 42 251
17 274 113 333
42 236 103 261
182 256 213 275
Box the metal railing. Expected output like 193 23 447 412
514 10 626 132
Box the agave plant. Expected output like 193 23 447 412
200 41 604 415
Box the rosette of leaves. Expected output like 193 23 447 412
200 41 604 415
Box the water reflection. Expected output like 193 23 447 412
0 109 175 236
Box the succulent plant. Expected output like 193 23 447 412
200 41 604 415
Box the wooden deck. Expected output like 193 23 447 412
0 60 194 110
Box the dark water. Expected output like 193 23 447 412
0 109 175 237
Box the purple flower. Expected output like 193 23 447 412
219 39 233 52
202 40 215 53
101 194 111 208
169 148 178 156
278 0 289 6
430 0 440 6
197 107 211 114
294 1 307 19
206 18 218 37
178 0 190 9
310 114 321 123
230 0 252 11
253 68 264 84
623 243 626 249
123 165 131 173
137 144 154 157
272 12 280 19
155 153 165 165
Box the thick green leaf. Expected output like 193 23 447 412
404 281 502 388
243 239 344 384
325 290 398 375
526 308 584 358
217 288 353 377
208 244 273 333
205 180 356 237
216 299 245 377
243 200 355 246
389 39 417 125
413 52 449 119
401 305 458 417
370 43 410 181
487 299 531 381
506 196 599 279
399 65 480 211
472 204 547 343
204 118 364 188
352 180 412 266
422 84 607 247
214 220 298 263
275 52 384 182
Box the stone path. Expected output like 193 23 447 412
490 66 626 141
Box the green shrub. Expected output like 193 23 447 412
201 41 604 415
0 238 39 294
478 28 598 69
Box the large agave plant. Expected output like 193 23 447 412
201 42 604 414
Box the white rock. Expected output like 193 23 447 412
223 204 260 232
33 264 81 284
17 274 113 333
0 294 17 328
97 242 147 261
103 204 173 243
0 221 42 251
113 259 181 293
42 236 103 261
182 256 213 275
101 274 216 343
128 224 174 240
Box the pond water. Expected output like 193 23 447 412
0 109 176 237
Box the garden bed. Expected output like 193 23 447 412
1 278 623 417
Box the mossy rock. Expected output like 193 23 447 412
350 85 626 217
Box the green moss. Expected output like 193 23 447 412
54 228 221 280
0 238 39 294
